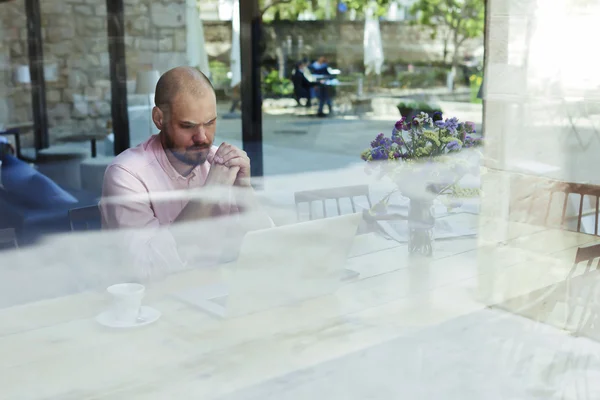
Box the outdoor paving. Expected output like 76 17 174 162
214 100 484 171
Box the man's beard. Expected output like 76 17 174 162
163 130 211 167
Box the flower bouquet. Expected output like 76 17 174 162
361 112 483 256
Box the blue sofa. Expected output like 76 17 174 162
0 154 101 246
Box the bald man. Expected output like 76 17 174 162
100 66 271 274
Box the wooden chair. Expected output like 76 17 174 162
502 243 600 333
294 185 372 221
498 243 600 388
68 205 101 231
564 243 600 335
510 173 600 235
543 181 600 235
537 243 600 393
0 228 18 250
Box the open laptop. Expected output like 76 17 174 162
172 213 362 318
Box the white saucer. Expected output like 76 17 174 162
96 306 161 329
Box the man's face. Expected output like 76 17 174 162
157 91 217 166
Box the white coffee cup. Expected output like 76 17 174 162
107 283 145 323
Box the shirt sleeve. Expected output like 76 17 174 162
99 164 186 278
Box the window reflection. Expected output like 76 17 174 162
8 1 600 399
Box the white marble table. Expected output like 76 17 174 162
1 218 599 399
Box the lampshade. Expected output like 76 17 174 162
135 70 160 95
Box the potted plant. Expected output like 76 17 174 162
396 101 442 121
396 101 416 120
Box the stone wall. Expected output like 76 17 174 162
0 0 189 144
203 20 484 69
0 0 30 130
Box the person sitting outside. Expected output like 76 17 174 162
307 57 334 117
317 82 333 118
309 56 329 75
291 61 313 107
100 66 272 277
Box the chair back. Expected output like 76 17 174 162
564 243 600 335
544 182 600 235
574 243 600 266
68 205 101 231
509 173 600 236
497 243 600 340
294 185 372 221
0 228 18 250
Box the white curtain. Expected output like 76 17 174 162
387 1 398 21
230 0 242 88
186 0 210 78
364 6 384 76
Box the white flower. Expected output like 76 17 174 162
414 112 433 126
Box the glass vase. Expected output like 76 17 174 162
407 198 435 256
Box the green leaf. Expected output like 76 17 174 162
409 0 484 60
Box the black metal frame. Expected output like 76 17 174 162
24 0 49 152
106 0 130 156
239 0 264 178
481 0 490 137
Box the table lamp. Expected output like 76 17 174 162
135 69 160 138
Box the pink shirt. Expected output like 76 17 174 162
100 134 217 228
99 135 229 275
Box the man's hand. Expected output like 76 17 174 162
175 163 239 222
207 142 251 186
204 163 240 187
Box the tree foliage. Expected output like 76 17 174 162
410 0 485 63
260 0 391 21
260 0 314 21
344 0 391 16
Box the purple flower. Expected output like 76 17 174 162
370 133 386 148
447 140 461 151
394 117 406 131
445 117 459 133
432 111 443 122
371 147 388 160
465 121 476 133
463 135 483 148
435 117 459 133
